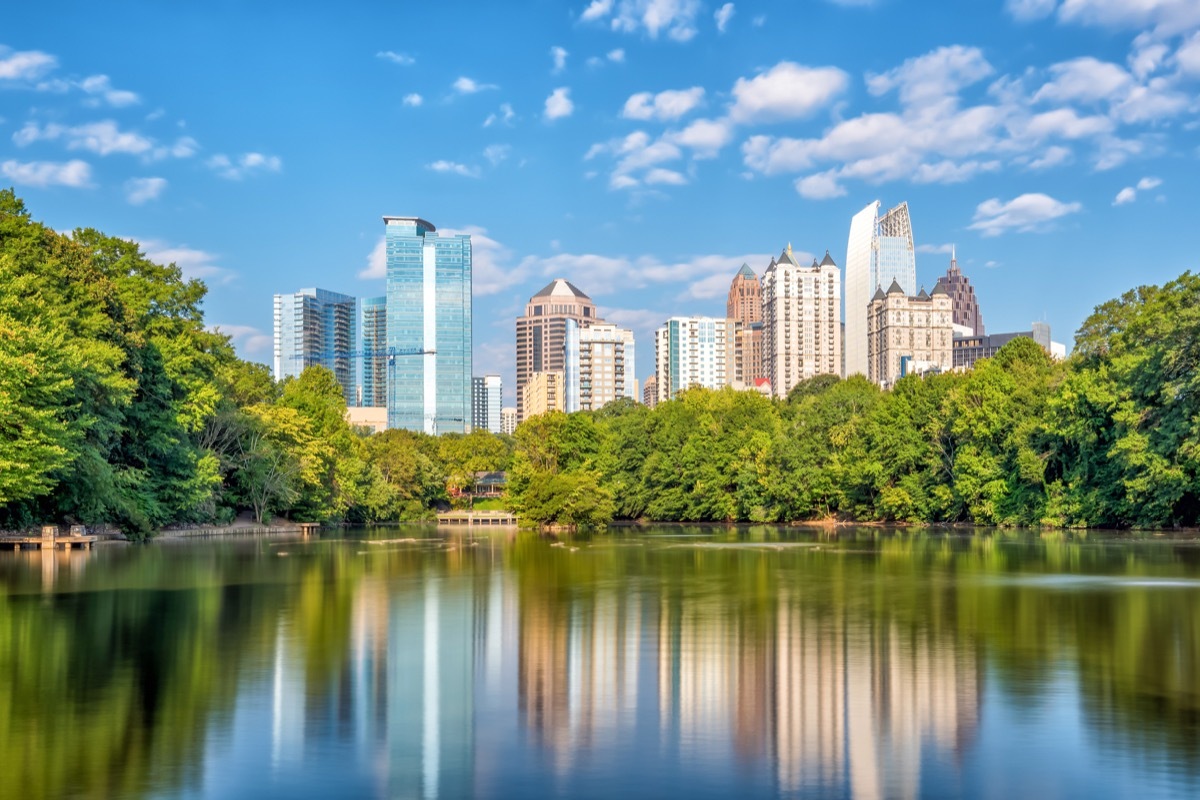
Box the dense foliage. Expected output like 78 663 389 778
509 276 1200 529
0 192 511 538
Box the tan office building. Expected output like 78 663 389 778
867 279 953 387
515 279 599 421
524 371 565 417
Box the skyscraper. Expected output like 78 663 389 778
654 316 735 403
384 216 472 434
942 248 985 336
472 374 503 433
867 280 953 387
727 263 765 388
727 263 761 324
845 201 917 377
563 320 636 412
761 246 842 398
357 295 388 408
515 279 598 421
273 287 357 404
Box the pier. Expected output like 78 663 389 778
437 510 518 527
0 526 97 551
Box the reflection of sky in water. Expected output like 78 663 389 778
8 531 1195 800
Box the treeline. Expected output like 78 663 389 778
0 192 510 538
509 271 1200 529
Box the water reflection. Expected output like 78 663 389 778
0 528 1197 799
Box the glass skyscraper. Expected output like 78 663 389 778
357 295 388 408
844 201 917 378
384 216 472 433
472 374 502 433
273 287 357 404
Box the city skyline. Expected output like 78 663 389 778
4 3 1198 406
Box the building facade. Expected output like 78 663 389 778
472 374 503 433
845 201 917 378
384 216 472 434
761 246 842 399
515 279 598 422
357 295 388 408
867 280 953 388
564 320 636 413
273 287 357 404
500 407 517 435
952 323 1056 370
642 375 658 409
654 316 735 403
525 371 564 417
942 249 984 336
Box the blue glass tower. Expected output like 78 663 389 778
357 296 387 407
384 217 472 433
273 287 357 404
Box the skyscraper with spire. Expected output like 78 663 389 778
942 247 985 336
726 263 764 387
761 244 842 398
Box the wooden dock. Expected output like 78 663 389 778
0 526 97 551
437 510 518 528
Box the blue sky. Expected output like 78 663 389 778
3 0 1199 404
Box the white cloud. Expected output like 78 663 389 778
15 119 155 156
1178 32 1200 75
729 61 849 123
969 193 1082 236
484 144 511 165
608 48 626 63
360 237 387 279
210 324 273 359
667 117 734 158
551 46 568 73
453 76 498 94
0 47 56 81
139 239 233 282
207 152 282 179
124 176 166 205
912 159 1001 183
1113 186 1137 205
79 74 139 107
544 87 574 120
376 51 415 65
715 3 735 32
916 243 955 254
610 174 640 190
427 160 481 178
581 0 704 41
483 102 516 127
622 86 705 120
867 45 995 107
403 93 423 107
0 158 91 188
1032 57 1133 105
644 167 688 185
1005 0 1057 21
795 171 846 199
1027 145 1074 169
1138 175 1162 190
1056 0 1200 36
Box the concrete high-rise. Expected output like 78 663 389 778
845 201 917 378
727 263 765 388
500 407 517 435
516 279 598 421
472 374 502 433
942 248 984 336
761 246 842 398
654 316 735 403
867 279 952 387
642 375 658 409
384 216 472 434
564 320 636 412
727 263 762 325
525 371 565 417
273 287 357 404
357 296 388 408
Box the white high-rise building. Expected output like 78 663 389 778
844 201 917 378
472 375 503 433
564 321 636 412
654 317 735 404
761 245 842 399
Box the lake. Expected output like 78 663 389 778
0 526 1197 799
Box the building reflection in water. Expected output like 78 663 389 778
267 553 979 798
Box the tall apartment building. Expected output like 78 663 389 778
564 320 636 412
642 375 658 409
727 263 765 387
867 279 953 388
845 201 917 377
654 316 735 403
500 407 517 435
273 287 357 404
942 248 985 336
761 246 842 399
357 295 388 408
516 279 598 421
472 374 503 433
384 216 471 434
525 371 564 417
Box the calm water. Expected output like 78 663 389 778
1 526 1199 799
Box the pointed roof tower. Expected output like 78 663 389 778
886 278 905 295
736 262 756 279
819 250 837 267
